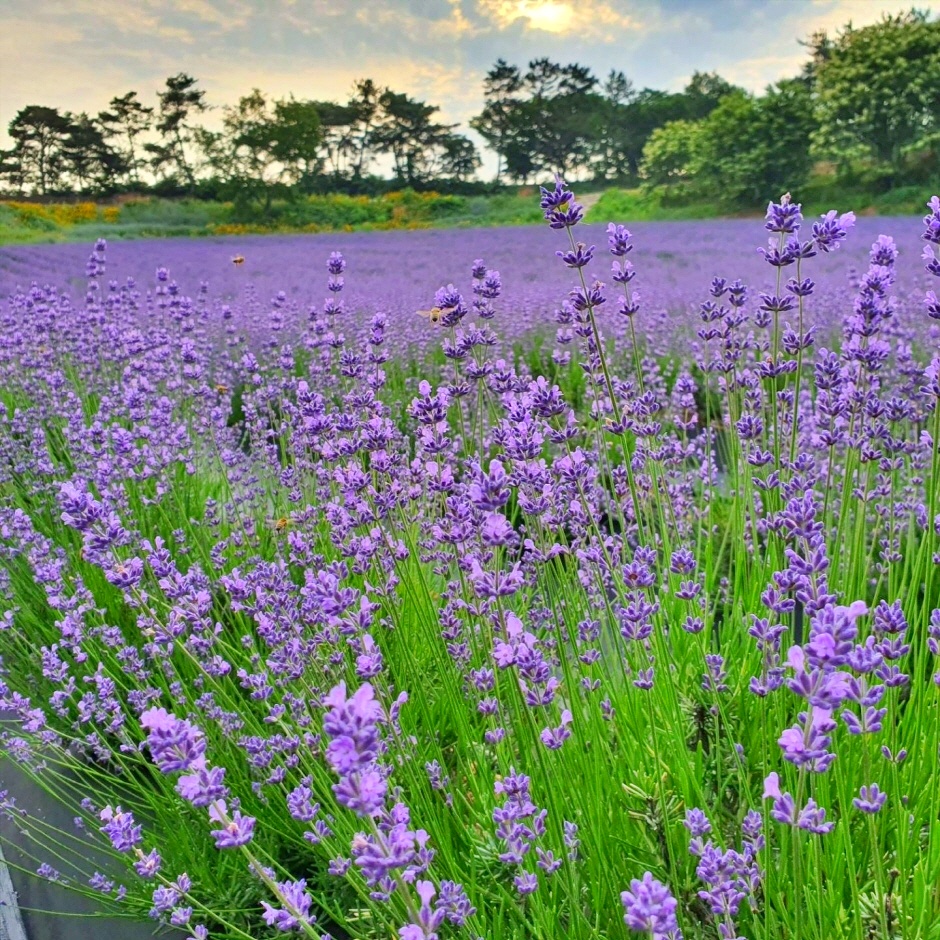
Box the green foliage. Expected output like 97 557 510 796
0 202 63 243
470 59 524 184
371 90 475 186
471 61 742 184
640 81 817 208
695 84 816 205
146 73 208 189
590 169 940 223
813 11 940 168
6 105 73 194
98 91 154 184
200 90 324 216
639 120 705 187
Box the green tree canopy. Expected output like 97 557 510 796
372 90 477 186
470 59 523 183
639 120 705 187
98 91 153 184
813 11 940 167
62 112 127 192
6 105 72 194
641 80 817 206
146 73 208 189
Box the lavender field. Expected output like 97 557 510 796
1 186 940 940
0 216 933 361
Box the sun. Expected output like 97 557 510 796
518 0 574 33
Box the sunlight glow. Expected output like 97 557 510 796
518 0 574 33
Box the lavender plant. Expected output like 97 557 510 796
0 188 938 940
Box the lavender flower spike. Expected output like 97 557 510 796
622 872 684 939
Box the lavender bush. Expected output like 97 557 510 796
0 184 939 940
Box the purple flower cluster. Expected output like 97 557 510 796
684 808 763 939
492 769 561 895
621 872 683 940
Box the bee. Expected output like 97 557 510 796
214 383 230 394
273 516 293 532
231 255 245 266
417 306 443 326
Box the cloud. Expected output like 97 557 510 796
475 0 645 38
718 53 809 92
168 0 254 29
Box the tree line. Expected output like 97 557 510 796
1 10 937 210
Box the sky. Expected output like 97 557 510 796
1 0 937 178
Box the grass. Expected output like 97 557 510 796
590 177 940 225
2 174 934 248
0 191 546 246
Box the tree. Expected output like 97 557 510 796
473 58 602 180
0 149 27 194
147 73 208 189
212 89 282 210
304 81 380 187
202 90 323 212
683 71 738 120
62 112 126 192
438 135 481 181
798 28 835 86
603 69 636 107
310 100 359 182
6 106 72 194
591 71 642 180
271 98 323 184
639 78 816 207
639 120 705 187
470 59 523 183
372 91 465 186
813 11 940 169
347 79 381 180
595 73 741 181
98 91 153 184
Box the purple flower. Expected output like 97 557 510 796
797 799 834 834
208 803 256 849
812 210 856 252
540 175 583 228
260 878 314 932
539 709 572 750
99 806 142 852
140 708 206 774
683 808 712 838
607 223 634 256
398 880 446 938
621 872 683 939
322 682 382 774
333 768 387 817
556 243 595 268
133 849 161 878
765 194 802 234
176 760 228 807
514 871 539 895
853 784 887 814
